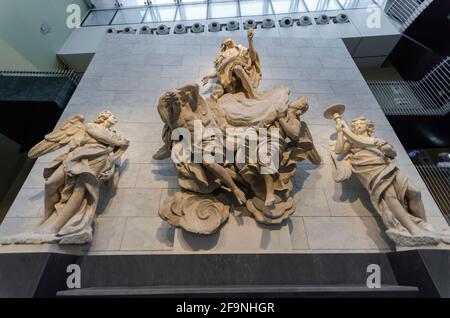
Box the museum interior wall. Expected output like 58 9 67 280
0 0 88 70
1 31 449 255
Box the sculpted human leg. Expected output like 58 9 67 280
203 162 246 205
263 174 275 206
43 165 66 220
383 185 426 236
405 183 427 220
39 177 87 234
234 65 259 99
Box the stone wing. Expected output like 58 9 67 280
28 115 85 159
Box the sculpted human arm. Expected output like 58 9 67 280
278 116 301 141
247 28 257 62
201 71 217 85
334 119 351 155
86 123 130 148
374 138 397 159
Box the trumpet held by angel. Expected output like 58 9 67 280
1 111 129 245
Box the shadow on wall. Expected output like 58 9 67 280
0 133 35 223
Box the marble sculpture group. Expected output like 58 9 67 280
1 28 449 247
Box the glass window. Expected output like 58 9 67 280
271 0 308 14
144 5 177 22
82 10 117 26
239 0 273 16
303 0 342 11
119 0 148 6
181 0 207 3
89 0 119 8
111 7 147 24
337 0 375 9
176 4 207 20
208 1 239 18
149 0 175 4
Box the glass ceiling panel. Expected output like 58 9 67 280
337 0 375 9
111 7 147 24
83 9 117 26
149 0 175 4
144 5 177 22
89 0 118 8
303 0 342 11
271 0 308 14
84 0 384 26
119 0 149 6
240 0 273 16
209 1 239 19
181 0 207 3
176 4 207 20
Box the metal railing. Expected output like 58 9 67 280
0 69 80 86
384 0 433 32
368 57 450 116
415 165 450 225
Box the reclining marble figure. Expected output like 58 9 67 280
155 28 321 235
0 111 129 245
324 104 450 246
201 27 261 100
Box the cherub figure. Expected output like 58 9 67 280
1 111 129 244
201 27 261 99
325 104 450 246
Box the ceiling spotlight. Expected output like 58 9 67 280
174 23 187 34
226 20 239 31
316 14 330 25
262 18 275 29
191 22 204 33
280 17 293 27
140 25 151 34
209 21 221 32
244 19 256 29
123 27 136 34
334 13 349 24
298 15 312 26
156 24 170 35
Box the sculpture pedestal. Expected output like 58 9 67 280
173 214 292 254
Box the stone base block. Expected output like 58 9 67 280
173 214 292 253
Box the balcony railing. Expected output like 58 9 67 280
368 57 450 116
383 0 433 32
0 69 80 86
415 165 450 225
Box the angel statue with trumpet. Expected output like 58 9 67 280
324 104 450 246
0 111 129 245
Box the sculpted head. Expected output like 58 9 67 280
288 96 309 117
351 117 374 136
158 91 183 130
220 38 236 51
93 110 117 128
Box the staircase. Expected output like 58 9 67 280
384 0 434 33
368 57 450 116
